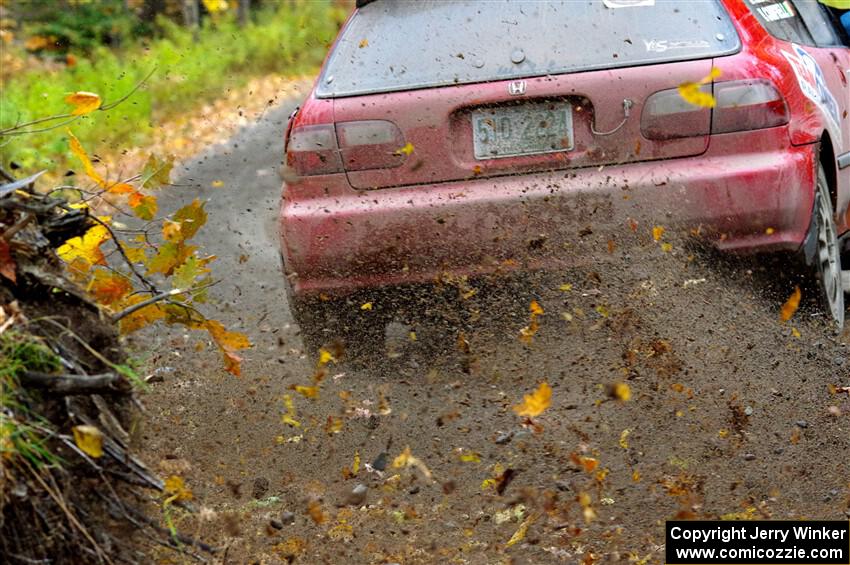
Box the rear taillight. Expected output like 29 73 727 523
285 120 407 177
641 86 712 140
337 120 406 171
711 79 788 134
640 79 788 140
287 124 343 176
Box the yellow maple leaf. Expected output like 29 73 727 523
780 286 801 322
57 225 110 271
359 38 369 48
360 302 373 311
678 67 721 108
164 475 193 501
72 425 103 458
394 142 414 156
652 225 665 242
65 91 101 116
513 382 552 417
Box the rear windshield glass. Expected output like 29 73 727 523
317 0 741 98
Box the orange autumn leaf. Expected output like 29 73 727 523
107 182 135 195
65 91 101 116
571 453 599 473
205 319 251 376
129 192 157 221
117 294 166 334
0 240 16 283
307 500 326 524
87 270 132 306
780 286 801 322
513 382 552 417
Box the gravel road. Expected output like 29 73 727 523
135 94 850 564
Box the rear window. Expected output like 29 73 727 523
317 0 741 98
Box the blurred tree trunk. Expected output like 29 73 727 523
237 0 251 27
139 0 166 22
181 0 200 29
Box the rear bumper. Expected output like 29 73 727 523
280 131 816 297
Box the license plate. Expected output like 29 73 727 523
472 102 574 160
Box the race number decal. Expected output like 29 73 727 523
782 43 842 144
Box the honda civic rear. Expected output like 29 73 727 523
279 0 809 300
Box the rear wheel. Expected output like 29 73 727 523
809 165 845 330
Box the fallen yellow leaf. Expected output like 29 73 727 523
392 446 433 480
72 425 103 458
506 513 537 548
164 475 193 501
513 382 552 417
619 429 630 449
293 385 319 399
780 286 801 322
612 382 631 402
360 302 373 311
652 226 665 241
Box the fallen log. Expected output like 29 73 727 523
20 370 131 395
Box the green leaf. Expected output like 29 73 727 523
140 154 174 190
172 199 207 241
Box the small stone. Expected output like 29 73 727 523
372 452 388 471
774 447 784 455
269 519 283 530
281 511 295 525
834 356 846 366
795 420 808 429
347 483 368 506
743 453 756 461
744 406 754 416
408 485 420 495
495 431 513 445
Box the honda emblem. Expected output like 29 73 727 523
508 80 527 96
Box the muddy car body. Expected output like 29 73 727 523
280 0 850 329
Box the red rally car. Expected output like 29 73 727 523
279 0 850 336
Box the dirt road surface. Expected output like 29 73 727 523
134 94 850 564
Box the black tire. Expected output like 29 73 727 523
807 164 845 330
